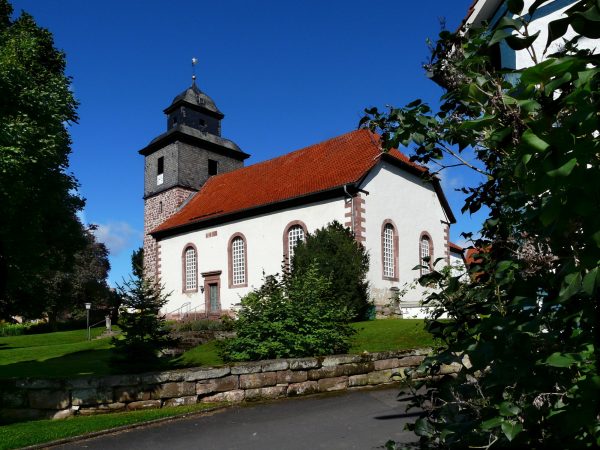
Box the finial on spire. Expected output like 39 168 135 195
191 57 198 84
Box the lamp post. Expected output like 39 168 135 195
85 302 91 341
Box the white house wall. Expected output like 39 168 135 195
158 197 347 316
360 161 449 310
158 160 452 318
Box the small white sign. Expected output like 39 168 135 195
157 174 164 185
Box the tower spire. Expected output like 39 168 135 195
191 57 198 85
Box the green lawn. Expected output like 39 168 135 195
0 319 433 380
350 319 436 353
0 328 115 379
0 402 221 450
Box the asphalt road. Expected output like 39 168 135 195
55 387 421 450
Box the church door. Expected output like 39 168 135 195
202 271 221 318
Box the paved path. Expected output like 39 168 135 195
56 387 420 449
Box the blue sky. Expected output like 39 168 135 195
12 0 487 285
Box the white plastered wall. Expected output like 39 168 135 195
514 0 597 70
158 197 347 316
360 161 450 315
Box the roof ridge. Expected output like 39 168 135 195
201 128 376 184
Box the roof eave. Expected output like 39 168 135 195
138 129 250 160
151 184 355 240
163 99 224 119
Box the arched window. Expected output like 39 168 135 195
381 220 398 281
283 221 308 263
288 225 304 260
420 234 433 275
183 245 197 292
228 233 247 288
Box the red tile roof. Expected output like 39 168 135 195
153 129 449 236
449 241 463 253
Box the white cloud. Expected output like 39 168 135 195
93 221 142 256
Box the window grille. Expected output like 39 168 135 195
184 247 197 291
288 225 305 260
232 237 245 285
383 224 395 278
421 237 431 274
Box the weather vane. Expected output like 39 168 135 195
191 57 198 83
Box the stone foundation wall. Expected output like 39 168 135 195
0 349 456 423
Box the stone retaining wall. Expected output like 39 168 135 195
0 349 450 422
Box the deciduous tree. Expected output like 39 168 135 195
0 0 86 320
363 1 600 447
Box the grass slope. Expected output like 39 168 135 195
350 319 436 353
0 403 221 450
0 319 434 380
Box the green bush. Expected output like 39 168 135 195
292 221 370 320
170 318 231 333
0 322 29 336
220 263 355 362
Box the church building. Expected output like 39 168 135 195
141 80 459 319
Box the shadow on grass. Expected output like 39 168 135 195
0 349 186 381
0 349 118 380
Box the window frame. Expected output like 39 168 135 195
228 232 248 288
282 220 308 264
419 232 434 276
381 219 399 281
181 244 198 293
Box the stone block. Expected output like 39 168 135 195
163 396 198 407
49 409 73 420
439 363 461 375
307 366 344 381
276 370 307 384
196 375 238 395
66 377 98 390
141 370 184 384
113 386 152 403
152 382 196 400
322 354 362 367
201 390 245 403
367 369 393 385
126 400 162 411
28 390 70 410
341 362 375 376
289 358 320 371
98 374 141 388
72 388 113 406
261 360 289 372
183 367 231 381
287 381 318 396
231 363 262 375
348 374 369 387
0 389 27 408
107 402 127 411
397 356 425 367
239 372 277 389
79 404 115 416
244 385 287 402
16 378 62 389
318 376 348 392
374 358 400 371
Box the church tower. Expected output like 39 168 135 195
139 80 250 280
